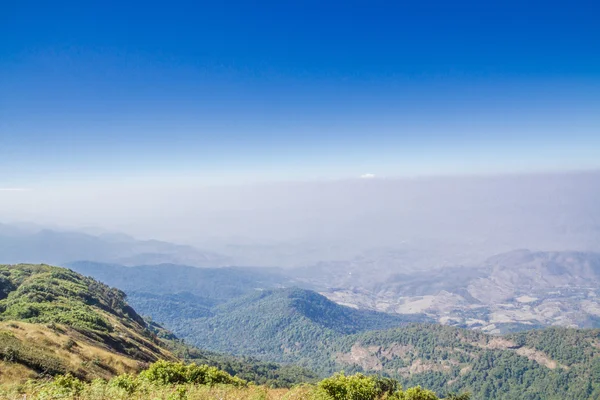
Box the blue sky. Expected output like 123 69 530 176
1 0 599 186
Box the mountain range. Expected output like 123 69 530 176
318 250 600 333
0 224 231 267
3 263 599 399
68 249 600 335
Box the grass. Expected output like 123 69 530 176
0 363 455 400
0 383 298 400
0 264 178 383
0 321 153 382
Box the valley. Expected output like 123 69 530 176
312 250 600 333
68 249 600 335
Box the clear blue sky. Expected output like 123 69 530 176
1 0 599 186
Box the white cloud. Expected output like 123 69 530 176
359 173 376 179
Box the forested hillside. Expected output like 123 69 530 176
143 285 600 399
169 287 429 366
22 262 599 399
66 261 306 321
336 324 600 399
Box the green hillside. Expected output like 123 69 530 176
335 324 600 399
155 286 600 400
0 264 315 387
0 264 176 382
171 287 429 367
14 263 600 399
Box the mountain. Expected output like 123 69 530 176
0 263 175 382
0 225 231 267
67 261 301 300
0 264 316 387
123 282 600 399
315 250 600 333
4 264 599 399
68 250 600 336
161 287 430 368
66 261 309 323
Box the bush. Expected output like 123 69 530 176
317 372 381 400
402 386 439 400
316 373 445 400
139 360 247 387
47 373 85 396
110 373 140 394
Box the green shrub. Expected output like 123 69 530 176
139 360 247 387
318 372 380 400
47 373 85 396
110 373 140 394
402 386 439 400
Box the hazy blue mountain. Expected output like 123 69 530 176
315 250 600 333
66 261 314 324
67 261 302 299
0 224 231 267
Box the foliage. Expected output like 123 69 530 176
171 287 427 369
317 372 396 400
402 386 440 400
0 366 467 400
0 264 319 388
0 328 67 376
0 264 144 332
139 360 246 386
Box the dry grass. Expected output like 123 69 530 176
0 321 164 382
0 361 36 385
0 383 316 400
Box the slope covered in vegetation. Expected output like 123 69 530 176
173 287 428 366
0 360 468 400
0 264 175 382
336 324 600 399
0 264 315 387
155 286 600 399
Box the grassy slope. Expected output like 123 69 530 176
0 264 176 382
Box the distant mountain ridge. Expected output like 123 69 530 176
69 250 600 335
318 249 600 333
0 224 231 267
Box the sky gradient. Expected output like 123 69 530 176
1 0 600 187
